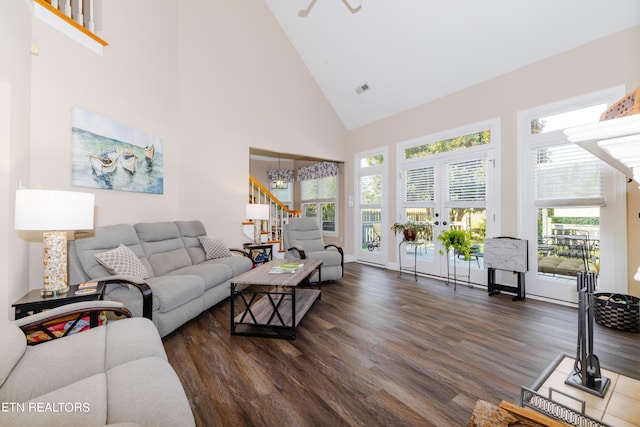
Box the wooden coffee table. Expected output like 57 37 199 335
230 259 322 340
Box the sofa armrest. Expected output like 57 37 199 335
287 245 306 259
229 248 257 266
94 276 153 320
15 301 132 345
229 248 251 258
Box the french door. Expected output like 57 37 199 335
355 149 387 265
399 150 494 285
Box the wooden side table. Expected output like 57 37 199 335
242 243 274 265
12 282 106 321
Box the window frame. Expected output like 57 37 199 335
517 85 628 300
301 174 339 236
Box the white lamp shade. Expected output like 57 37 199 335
246 203 270 220
15 189 95 231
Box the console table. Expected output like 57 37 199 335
242 243 274 264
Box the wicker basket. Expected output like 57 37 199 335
600 87 640 121
593 293 639 333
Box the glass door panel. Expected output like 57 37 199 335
361 208 382 253
356 151 386 265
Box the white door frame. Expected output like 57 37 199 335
396 118 500 284
354 147 388 266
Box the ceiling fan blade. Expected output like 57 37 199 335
298 0 318 17
341 0 362 13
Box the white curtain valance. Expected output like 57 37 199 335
297 162 339 181
267 169 295 183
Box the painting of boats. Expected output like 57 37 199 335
72 106 164 194
88 148 119 176
144 144 154 161
121 150 138 174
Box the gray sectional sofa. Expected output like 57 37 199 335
69 220 253 337
0 301 195 427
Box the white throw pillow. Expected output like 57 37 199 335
199 236 232 260
94 244 149 278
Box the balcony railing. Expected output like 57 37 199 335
35 0 107 48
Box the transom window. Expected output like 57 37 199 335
404 130 490 159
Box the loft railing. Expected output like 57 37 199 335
35 0 108 47
248 176 301 250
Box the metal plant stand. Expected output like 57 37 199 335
446 249 473 291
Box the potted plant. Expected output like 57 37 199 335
438 228 471 260
391 222 429 241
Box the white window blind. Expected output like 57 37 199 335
532 143 604 207
404 166 434 203
446 159 486 204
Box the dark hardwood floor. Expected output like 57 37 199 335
163 263 640 427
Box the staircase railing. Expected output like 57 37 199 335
35 0 108 47
248 176 301 251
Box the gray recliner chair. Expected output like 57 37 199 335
283 217 344 282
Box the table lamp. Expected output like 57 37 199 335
15 189 95 296
246 203 269 244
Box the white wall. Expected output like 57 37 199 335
12 0 347 304
345 25 640 296
175 0 347 240
0 0 33 321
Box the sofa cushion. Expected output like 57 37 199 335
135 222 192 276
95 244 150 279
0 322 26 388
174 220 208 265
105 317 167 370
72 223 154 280
0 325 107 403
145 275 205 313
168 263 234 292
106 357 195 427
305 250 342 268
204 256 253 277
199 236 232 259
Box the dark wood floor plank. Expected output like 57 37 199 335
163 262 640 426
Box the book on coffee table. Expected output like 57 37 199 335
268 263 304 274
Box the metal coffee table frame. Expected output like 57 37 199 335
230 259 322 340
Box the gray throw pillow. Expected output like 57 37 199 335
94 244 149 278
198 236 232 260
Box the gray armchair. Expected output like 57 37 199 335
283 217 344 282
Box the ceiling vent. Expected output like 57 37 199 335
355 83 370 95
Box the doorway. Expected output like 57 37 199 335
355 149 387 266
396 120 498 285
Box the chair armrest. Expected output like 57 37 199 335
287 245 306 259
324 244 344 256
94 276 153 320
324 244 345 276
16 301 132 345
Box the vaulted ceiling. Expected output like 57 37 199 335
266 0 640 130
